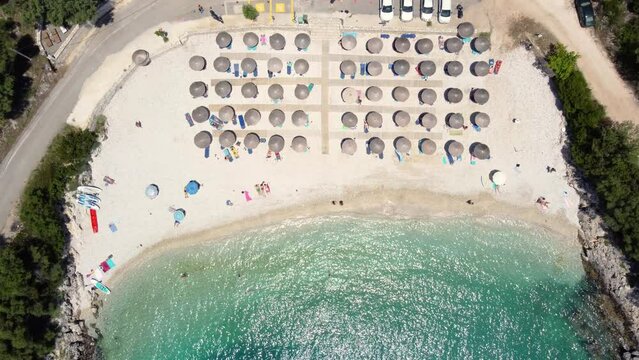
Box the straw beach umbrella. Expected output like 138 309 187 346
194 131 212 148
243 32 259 47
341 138 357 155
420 113 437 129
268 135 285 152
190 81 207 98
294 59 309 75
291 136 308 152
415 38 434 54
445 88 463 103
446 140 464 157
472 88 490 105
419 139 437 155
216 32 232 48
270 33 286 50
472 61 490 76
472 36 490 53
393 37 411 53
295 84 310 100
192 106 210 123
132 49 150 66
367 61 383 76
341 112 358 128
244 133 260 149
366 111 383 128
457 22 475 38
245 109 261 126
342 87 358 103
219 106 235 123
214 81 231 98
445 61 463 76
241 58 257 73
292 110 308 127
472 143 491 160
340 35 357 50
366 86 383 102
491 171 507 185
268 84 284 100
394 137 411 153
447 113 464 129
218 130 236 148
394 111 410 127
472 112 490 128
392 60 410 76
418 61 436 76
419 89 437 105
268 57 283 73
392 86 410 102
366 37 383 53
241 82 258 98
295 33 311 50
213 57 230 72
368 137 385 154
189 56 206 71
340 60 357 76
445 37 463 53
269 109 285 127
145 184 159 199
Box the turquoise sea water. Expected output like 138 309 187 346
97 216 615 359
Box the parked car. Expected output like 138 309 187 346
421 0 434 21
438 0 452 24
401 0 414 21
575 0 595 27
380 0 394 22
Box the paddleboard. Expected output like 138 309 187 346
77 199 100 210
77 185 102 195
91 279 111 294
90 209 98 233
76 193 100 202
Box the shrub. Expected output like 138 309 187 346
242 4 259 20
547 44 580 81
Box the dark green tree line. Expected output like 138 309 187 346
3 0 99 26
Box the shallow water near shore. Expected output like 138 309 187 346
97 216 615 359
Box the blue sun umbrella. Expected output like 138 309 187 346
184 180 201 195
173 209 186 222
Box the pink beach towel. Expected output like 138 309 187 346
244 191 252 202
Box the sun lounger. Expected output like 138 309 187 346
360 63 366 76
438 36 444 50
380 33 390 39
275 152 281 161
234 63 240 77
266 149 272 158
242 70 247 77
109 222 118 232
350 74 355 80
488 59 495 74
341 31 357 37
90 209 98 233
205 146 210 158
378 152 384 159
99 261 110 273
260 34 266 45
185 113 194 127
340 72 345 79
248 45 257 51
308 83 314 92
268 70 273 78
366 143 371 155
287 62 292 75
401 33 416 39
253 68 258 77
223 148 233 162
494 60 503 74
247 148 253 155
230 146 240 159
395 150 404 162
238 114 246 129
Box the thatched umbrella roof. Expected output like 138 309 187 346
244 133 260 149
393 37 411 53
366 86 383 102
295 33 311 50
447 113 464 129
472 61 490 76
420 113 437 129
216 32 232 48
244 109 261 126
294 59 309 75
367 61 383 76
270 33 286 50
340 60 357 76
243 32 259 47
340 35 357 50
342 87 358 103
189 55 206 71
472 112 490 128
447 140 464 157
392 86 410 102
491 171 507 185
445 61 463 76
366 37 383 53
132 49 150 66
219 106 235 122
472 36 490 53
394 111 410 127
418 61 436 76
214 81 231 98
268 84 284 100
291 136 308 152
268 135 285 152
419 139 437 155
445 37 463 53
472 88 490 105
219 130 236 148
190 81 207 98
241 58 257 73
415 38 434 54
241 82 258 98
369 137 385 154
213 57 230 72
419 88 437 105
194 131 212 148
192 106 210 123
392 60 410 76
445 88 463 103
341 138 357 155
145 184 159 199
366 111 383 128
292 110 308 127
295 84 309 100
394 137 411 153
457 22 475 38
472 143 490 160
269 109 285 127
268 57 283 73
341 112 358 128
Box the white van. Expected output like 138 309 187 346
438 0 452 23
401 0 414 22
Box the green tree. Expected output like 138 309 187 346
547 43 580 80
0 21 16 126
242 4 259 20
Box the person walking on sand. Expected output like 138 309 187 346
242 190 252 202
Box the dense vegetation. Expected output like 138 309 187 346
548 44 639 262
242 4 259 21
1 0 99 26
0 127 97 359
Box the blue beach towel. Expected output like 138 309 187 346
223 148 233 162
238 115 246 129
106 257 116 269
205 146 210 158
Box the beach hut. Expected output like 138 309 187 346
445 61 463 77
245 109 261 126
192 106 210 123
367 61 383 76
241 58 257 73
269 109 285 127
472 143 491 160
366 111 383 128
392 86 410 102
472 36 490 53
340 60 357 76
445 88 463 103
295 33 311 50
418 61 436 76
415 38 434 54
393 37 411 53
491 171 507 185
184 180 201 196
213 56 230 72
457 22 475 38
292 110 308 127
270 33 286 50
295 84 310 100
216 32 232 48
366 37 383 54
145 184 159 199
394 137 412 153
419 89 437 105
190 81 207 98
268 135 285 152
194 131 212 148
340 35 357 50
341 138 357 155
341 112 358 128
366 86 383 102
445 37 463 53
214 81 231 98
472 112 490 128
472 88 490 105
219 130 236 148
132 49 150 66
394 111 410 127
268 57 283 73
419 113 437 130
446 140 464 157
342 87 358 103
243 32 259 47
368 137 385 154
294 59 309 75
244 133 260 149
472 61 490 76
219 106 235 123
447 113 464 129
291 136 308 152
392 60 410 76
241 82 258 99
419 139 437 155
189 55 206 71
268 84 284 100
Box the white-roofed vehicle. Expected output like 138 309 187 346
438 0 452 23
380 0 394 22
421 0 434 21
400 0 414 22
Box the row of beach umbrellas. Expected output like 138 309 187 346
340 111 490 129
216 31 311 51
342 33 489 54
206 81 312 100
191 106 313 127
339 86 489 105
194 131 308 152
